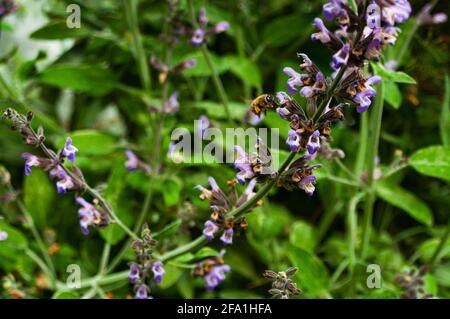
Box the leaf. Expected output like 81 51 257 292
225 249 258 280
434 265 450 287
52 291 80 299
23 169 55 228
372 63 417 84
410 145 450 182
262 15 311 47
162 178 181 207
194 247 220 260
159 264 183 289
289 221 317 253
225 55 262 88
55 130 118 156
38 64 116 96
182 51 231 77
376 181 433 226
417 238 450 262
440 74 450 146
384 81 402 109
0 220 28 270
193 100 248 121
30 21 91 39
288 246 330 296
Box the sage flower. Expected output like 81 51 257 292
62 137 78 163
151 261 165 284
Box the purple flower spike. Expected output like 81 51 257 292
128 262 140 284
151 261 165 284
306 130 321 155
204 264 231 291
63 137 78 163
21 153 40 175
286 130 301 152
323 0 347 21
354 75 381 112
125 150 139 172
203 220 219 241
208 176 220 192
220 228 233 245
135 285 152 299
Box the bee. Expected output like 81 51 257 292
250 94 278 116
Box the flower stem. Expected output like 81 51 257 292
200 45 234 126
26 249 56 290
123 0 151 92
360 80 384 258
430 217 450 268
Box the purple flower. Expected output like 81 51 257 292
311 18 333 43
135 284 152 299
331 44 350 70
151 261 165 284
306 130 321 154
354 75 382 112
220 228 233 245
198 7 208 27
323 0 348 21
21 153 41 175
203 220 219 241
0 0 16 18
300 72 327 98
0 230 7 241
211 21 229 34
62 137 78 163
49 166 74 194
197 115 210 138
418 3 447 26
286 130 301 152
75 197 108 235
233 146 254 184
283 67 304 94
128 262 140 284
163 91 180 113
191 28 206 46
299 175 317 196
376 0 411 26
125 150 139 172
204 264 231 291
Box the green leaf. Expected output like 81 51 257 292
159 264 183 289
372 63 417 84
55 130 118 156
376 181 433 226
440 75 450 146
288 246 330 297
225 249 258 280
38 64 116 96
0 220 28 270
194 247 220 260
30 21 91 39
434 264 450 287
52 291 80 299
418 238 450 262
289 221 317 253
162 178 181 207
24 169 55 228
182 52 231 77
225 55 261 88
410 145 450 182
262 15 311 47
384 81 402 109
194 100 248 121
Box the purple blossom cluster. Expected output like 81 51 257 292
196 177 252 245
189 8 229 47
128 224 165 299
193 250 231 291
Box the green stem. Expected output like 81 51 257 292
123 0 151 91
348 192 365 274
355 112 368 175
200 45 233 126
26 249 56 290
361 80 385 259
430 217 450 268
